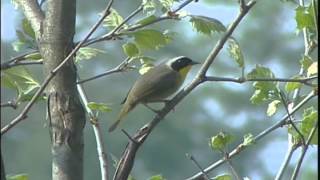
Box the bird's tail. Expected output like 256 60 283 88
108 102 135 132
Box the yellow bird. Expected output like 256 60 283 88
109 56 199 132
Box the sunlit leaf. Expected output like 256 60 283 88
247 65 277 104
267 100 281 116
148 174 166 180
7 173 28 180
159 0 174 11
189 15 226 36
228 37 244 68
307 62 317 77
285 75 303 92
22 18 35 39
243 133 254 146
122 42 140 57
135 15 157 27
76 47 105 62
300 55 313 70
129 29 172 50
103 8 125 29
1 67 40 99
139 63 154 74
87 102 112 112
301 107 318 145
143 0 156 15
211 174 232 180
295 5 314 30
25 52 42 60
209 132 234 151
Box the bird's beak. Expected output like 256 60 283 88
191 61 200 65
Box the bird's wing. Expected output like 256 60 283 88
129 65 180 103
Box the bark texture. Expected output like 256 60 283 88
38 0 86 179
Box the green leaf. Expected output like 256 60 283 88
130 29 172 50
135 15 157 26
307 62 317 77
295 5 314 30
189 15 226 36
76 47 105 62
211 174 232 180
103 8 124 29
1 67 40 99
25 52 42 60
285 76 303 92
159 0 174 11
18 90 46 102
267 100 281 116
122 42 140 57
139 63 154 74
228 37 244 68
87 102 112 112
12 30 35 52
209 132 234 151
148 174 166 180
300 55 313 70
143 0 156 15
16 30 27 42
12 41 26 52
301 107 318 145
247 65 277 104
7 173 28 180
243 133 254 146
22 18 35 39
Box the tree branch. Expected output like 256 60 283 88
77 80 109 180
16 0 44 36
112 1 257 179
185 90 316 180
1 0 114 135
291 120 318 180
275 134 298 180
76 58 131 84
0 100 18 109
205 76 318 86
186 154 210 180
1 50 38 70
83 4 144 47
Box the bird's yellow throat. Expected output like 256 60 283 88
179 65 192 80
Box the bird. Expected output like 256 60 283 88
108 56 199 132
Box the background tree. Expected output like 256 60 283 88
1 0 318 180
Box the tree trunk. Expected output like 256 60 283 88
38 0 86 180
1 152 5 180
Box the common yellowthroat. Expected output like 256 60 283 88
108 56 199 132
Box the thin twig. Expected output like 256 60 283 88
1 50 38 70
185 91 315 180
275 134 298 180
121 129 139 144
1 0 114 135
279 91 306 145
291 120 318 180
83 5 144 47
0 101 18 109
205 76 318 87
77 57 130 84
77 78 109 180
172 0 194 13
224 156 241 180
186 154 210 180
